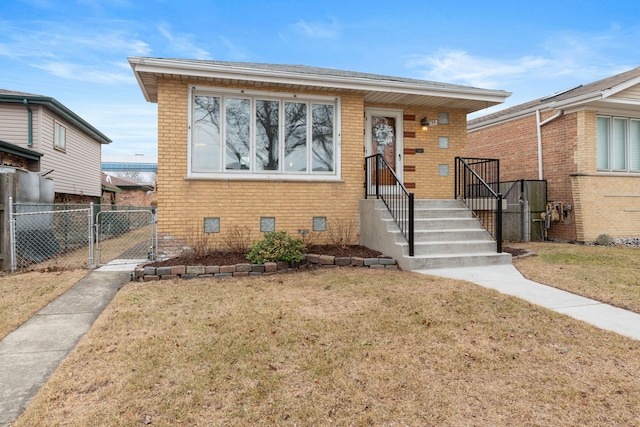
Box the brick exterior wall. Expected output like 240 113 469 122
469 109 640 242
155 78 468 255
0 152 33 170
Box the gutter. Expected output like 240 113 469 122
0 94 111 145
22 99 33 146
535 109 563 180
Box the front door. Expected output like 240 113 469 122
365 108 404 186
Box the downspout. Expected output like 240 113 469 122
535 109 563 180
23 99 33 147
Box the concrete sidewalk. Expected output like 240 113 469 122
420 264 640 341
0 262 138 427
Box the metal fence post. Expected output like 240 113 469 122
9 196 15 272
88 202 95 268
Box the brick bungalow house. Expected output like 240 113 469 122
101 172 153 206
468 67 640 243
129 57 511 268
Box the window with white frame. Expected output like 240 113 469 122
190 87 339 178
54 122 66 151
597 116 640 172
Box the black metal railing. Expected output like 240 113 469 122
454 157 503 253
365 154 414 256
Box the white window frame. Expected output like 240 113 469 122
54 121 66 151
187 85 341 181
597 115 640 173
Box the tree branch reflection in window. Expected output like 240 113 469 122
312 104 334 172
255 99 280 171
285 102 307 171
225 98 250 170
193 96 221 172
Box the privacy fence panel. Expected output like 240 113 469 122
10 201 155 272
499 180 547 242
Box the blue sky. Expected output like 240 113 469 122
1 0 639 156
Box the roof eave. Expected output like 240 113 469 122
0 94 112 144
128 57 510 107
469 91 605 131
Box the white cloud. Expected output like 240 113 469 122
407 28 640 93
293 19 339 39
157 24 211 60
407 49 551 89
33 61 134 84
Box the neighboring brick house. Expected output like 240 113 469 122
468 67 640 242
129 57 509 255
0 139 43 171
0 89 111 203
101 172 153 206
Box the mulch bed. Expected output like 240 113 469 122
147 245 387 268
147 244 526 267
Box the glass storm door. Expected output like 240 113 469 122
365 108 404 190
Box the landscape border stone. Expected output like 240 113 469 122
135 253 397 281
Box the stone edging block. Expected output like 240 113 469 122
136 253 397 281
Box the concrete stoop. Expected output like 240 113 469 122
359 198 512 271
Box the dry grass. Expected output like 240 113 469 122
511 241 640 313
14 268 640 426
0 269 88 340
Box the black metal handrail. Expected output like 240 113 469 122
454 157 503 253
365 154 414 256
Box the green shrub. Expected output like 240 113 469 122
246 231 307 264
594 233 614 246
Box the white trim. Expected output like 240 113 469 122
129 57 511 105
187 85 341 179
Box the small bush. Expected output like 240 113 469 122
327 218 359 248
594 233 614 246
222 225 252 254
184 220 218 259
247 231 307 264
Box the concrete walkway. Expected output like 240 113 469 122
2 262 640 426
0 262 139 427
419 264 640 341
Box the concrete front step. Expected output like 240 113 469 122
408 240 498 257
390 228 492 243
382 217 484 231
359 198 512 271
406 252 512 270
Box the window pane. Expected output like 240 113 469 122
225 98 251 170
613 118 627 170
630 120 640 171
284 102 307 172
311 104 334 172
596 117 610 170
192 96 221 172
255 99 279 171
55 123 66 150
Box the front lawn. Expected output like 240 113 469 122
14 268 640 426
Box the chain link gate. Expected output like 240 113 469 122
9 200 157 271
95 209 156 266
9 200 94 271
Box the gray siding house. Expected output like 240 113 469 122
0 89 111 202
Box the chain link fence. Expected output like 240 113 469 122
9 200 155 271
96 208 155 265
